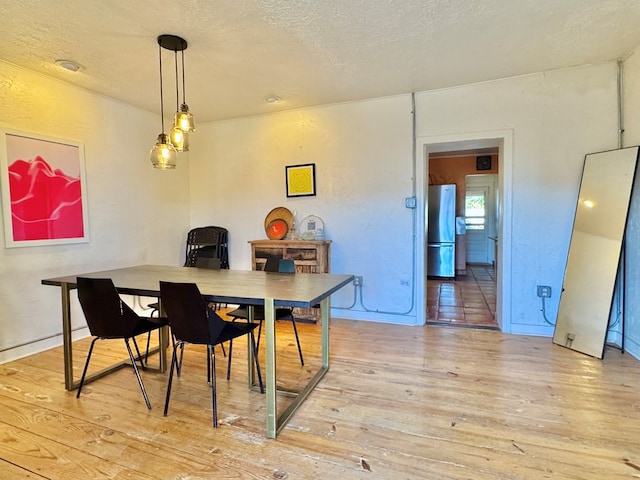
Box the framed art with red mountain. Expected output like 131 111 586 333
1 130 89 247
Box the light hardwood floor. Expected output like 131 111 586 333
1 318 640 479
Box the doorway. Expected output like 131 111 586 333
426 155 498 328
416 130 512 332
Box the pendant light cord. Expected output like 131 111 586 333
158 43 165 133
181 50 187 104
174 51 180 111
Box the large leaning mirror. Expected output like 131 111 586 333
553 146 639 358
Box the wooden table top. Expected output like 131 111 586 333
42 264 354 308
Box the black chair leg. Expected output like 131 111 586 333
144 302 159 363
206 344 225 384
131 336 146 370
177 341 185 378
125 338 151 410
207 305 226 358
164 341 181 416
290 318 304 366
77 337 99 398
144 332 152 365
255 320 264 351
206 345 211 384
250 332 264 394
226 339 233 380
209 345 218 427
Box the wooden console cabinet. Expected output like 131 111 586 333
249 239 332 321
249 239 331 273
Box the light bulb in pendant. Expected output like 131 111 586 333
150 133 177 169
170 126 189 152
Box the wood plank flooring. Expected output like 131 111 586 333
1 318 639 479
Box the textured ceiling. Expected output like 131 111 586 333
2 0 640 122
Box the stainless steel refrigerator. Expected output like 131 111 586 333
427 184 456 278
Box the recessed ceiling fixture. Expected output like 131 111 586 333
55 59 81 72
150 34 196 169
265 95 282 104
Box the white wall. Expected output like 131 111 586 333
622 47 640 358
189 62 623 335
189 96 417 323
0 61 190 362
415 63 620 335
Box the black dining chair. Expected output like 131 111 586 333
159 281 264 427
75 277 169 409
147 254 225 375
184 226 229 269
147 225 229 316
227 257 304 367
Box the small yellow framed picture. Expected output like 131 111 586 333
286 163 316 197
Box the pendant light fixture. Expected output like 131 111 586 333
174 48 196 133
170 50 189 152
150 34 193 169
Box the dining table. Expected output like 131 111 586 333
42 264 354 438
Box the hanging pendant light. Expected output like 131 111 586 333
150 133 177 169
169 50 189 152
175 104 196 133
150 34 193 168
150 35 178 168
174 49 196 133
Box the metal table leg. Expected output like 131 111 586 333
247 305 257 388
264 298 277 438
61 282 74 391
263 297 332 438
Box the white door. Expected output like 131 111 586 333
465 175 497 264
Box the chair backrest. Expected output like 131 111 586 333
195 257 221 269
278 258 296 273
184 226 229 269
263 256 295 273
159 281 225 345
263 256 280 272
76 277 139 338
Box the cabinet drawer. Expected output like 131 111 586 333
283 247 318 261
254 246 319 261
253 247 289 259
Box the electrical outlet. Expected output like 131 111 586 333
353 276 363 287
537 285 552 298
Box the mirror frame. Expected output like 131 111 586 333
553 146 640 358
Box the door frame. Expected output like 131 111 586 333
415 130 513 332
